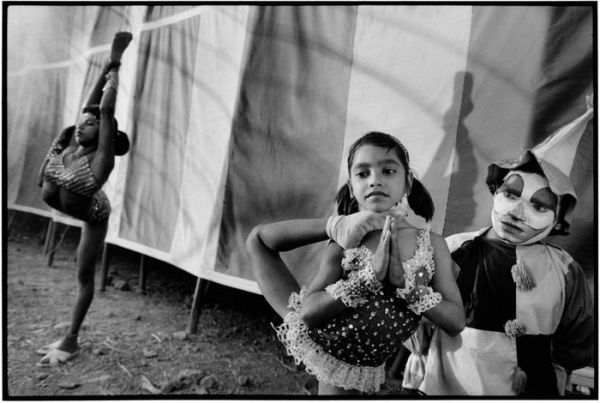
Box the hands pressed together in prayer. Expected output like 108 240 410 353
327 204 432 290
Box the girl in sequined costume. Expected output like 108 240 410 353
246 132 464 394
35 32 133 366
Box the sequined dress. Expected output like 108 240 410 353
275 229 435 393
42 134 111 223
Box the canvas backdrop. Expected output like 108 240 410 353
7 5 595 293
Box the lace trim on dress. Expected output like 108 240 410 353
395 228 435 300
274 288 386 393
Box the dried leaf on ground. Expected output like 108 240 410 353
140 375 161 394
160 370 207 394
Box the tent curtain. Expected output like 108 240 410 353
6 5 595 293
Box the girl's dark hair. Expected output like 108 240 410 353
335 131 434 221
81 105 129 156
82 105 101 120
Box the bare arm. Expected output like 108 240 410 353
252 218 329 252
300 242 347 327
422 232 465 336
245 218 330 319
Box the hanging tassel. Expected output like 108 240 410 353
511 366 527 395
511 260 536 291
504 319 527 338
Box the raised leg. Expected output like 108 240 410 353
110 32 133 63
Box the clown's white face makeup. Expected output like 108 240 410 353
490 170 558 245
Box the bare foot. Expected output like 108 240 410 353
56 333 79 354
110 32 133 63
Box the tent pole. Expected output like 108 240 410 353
7 210 16 236
187 278 210 334
99 243 111 291
44 221 58 267
138 254 147 294
39 217 50 246
42 219 53 255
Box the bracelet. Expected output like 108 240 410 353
399 286 442 315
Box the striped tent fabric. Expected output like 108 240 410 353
6 5 595 294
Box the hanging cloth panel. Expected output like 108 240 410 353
119 7 201 252
215 6 359 287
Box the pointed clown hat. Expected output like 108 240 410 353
486 95 594 236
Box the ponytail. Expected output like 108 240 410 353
407 178 434 222
335 183 359 215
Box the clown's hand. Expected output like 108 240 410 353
327 211 390 249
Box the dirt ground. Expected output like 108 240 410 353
5 213 406 397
